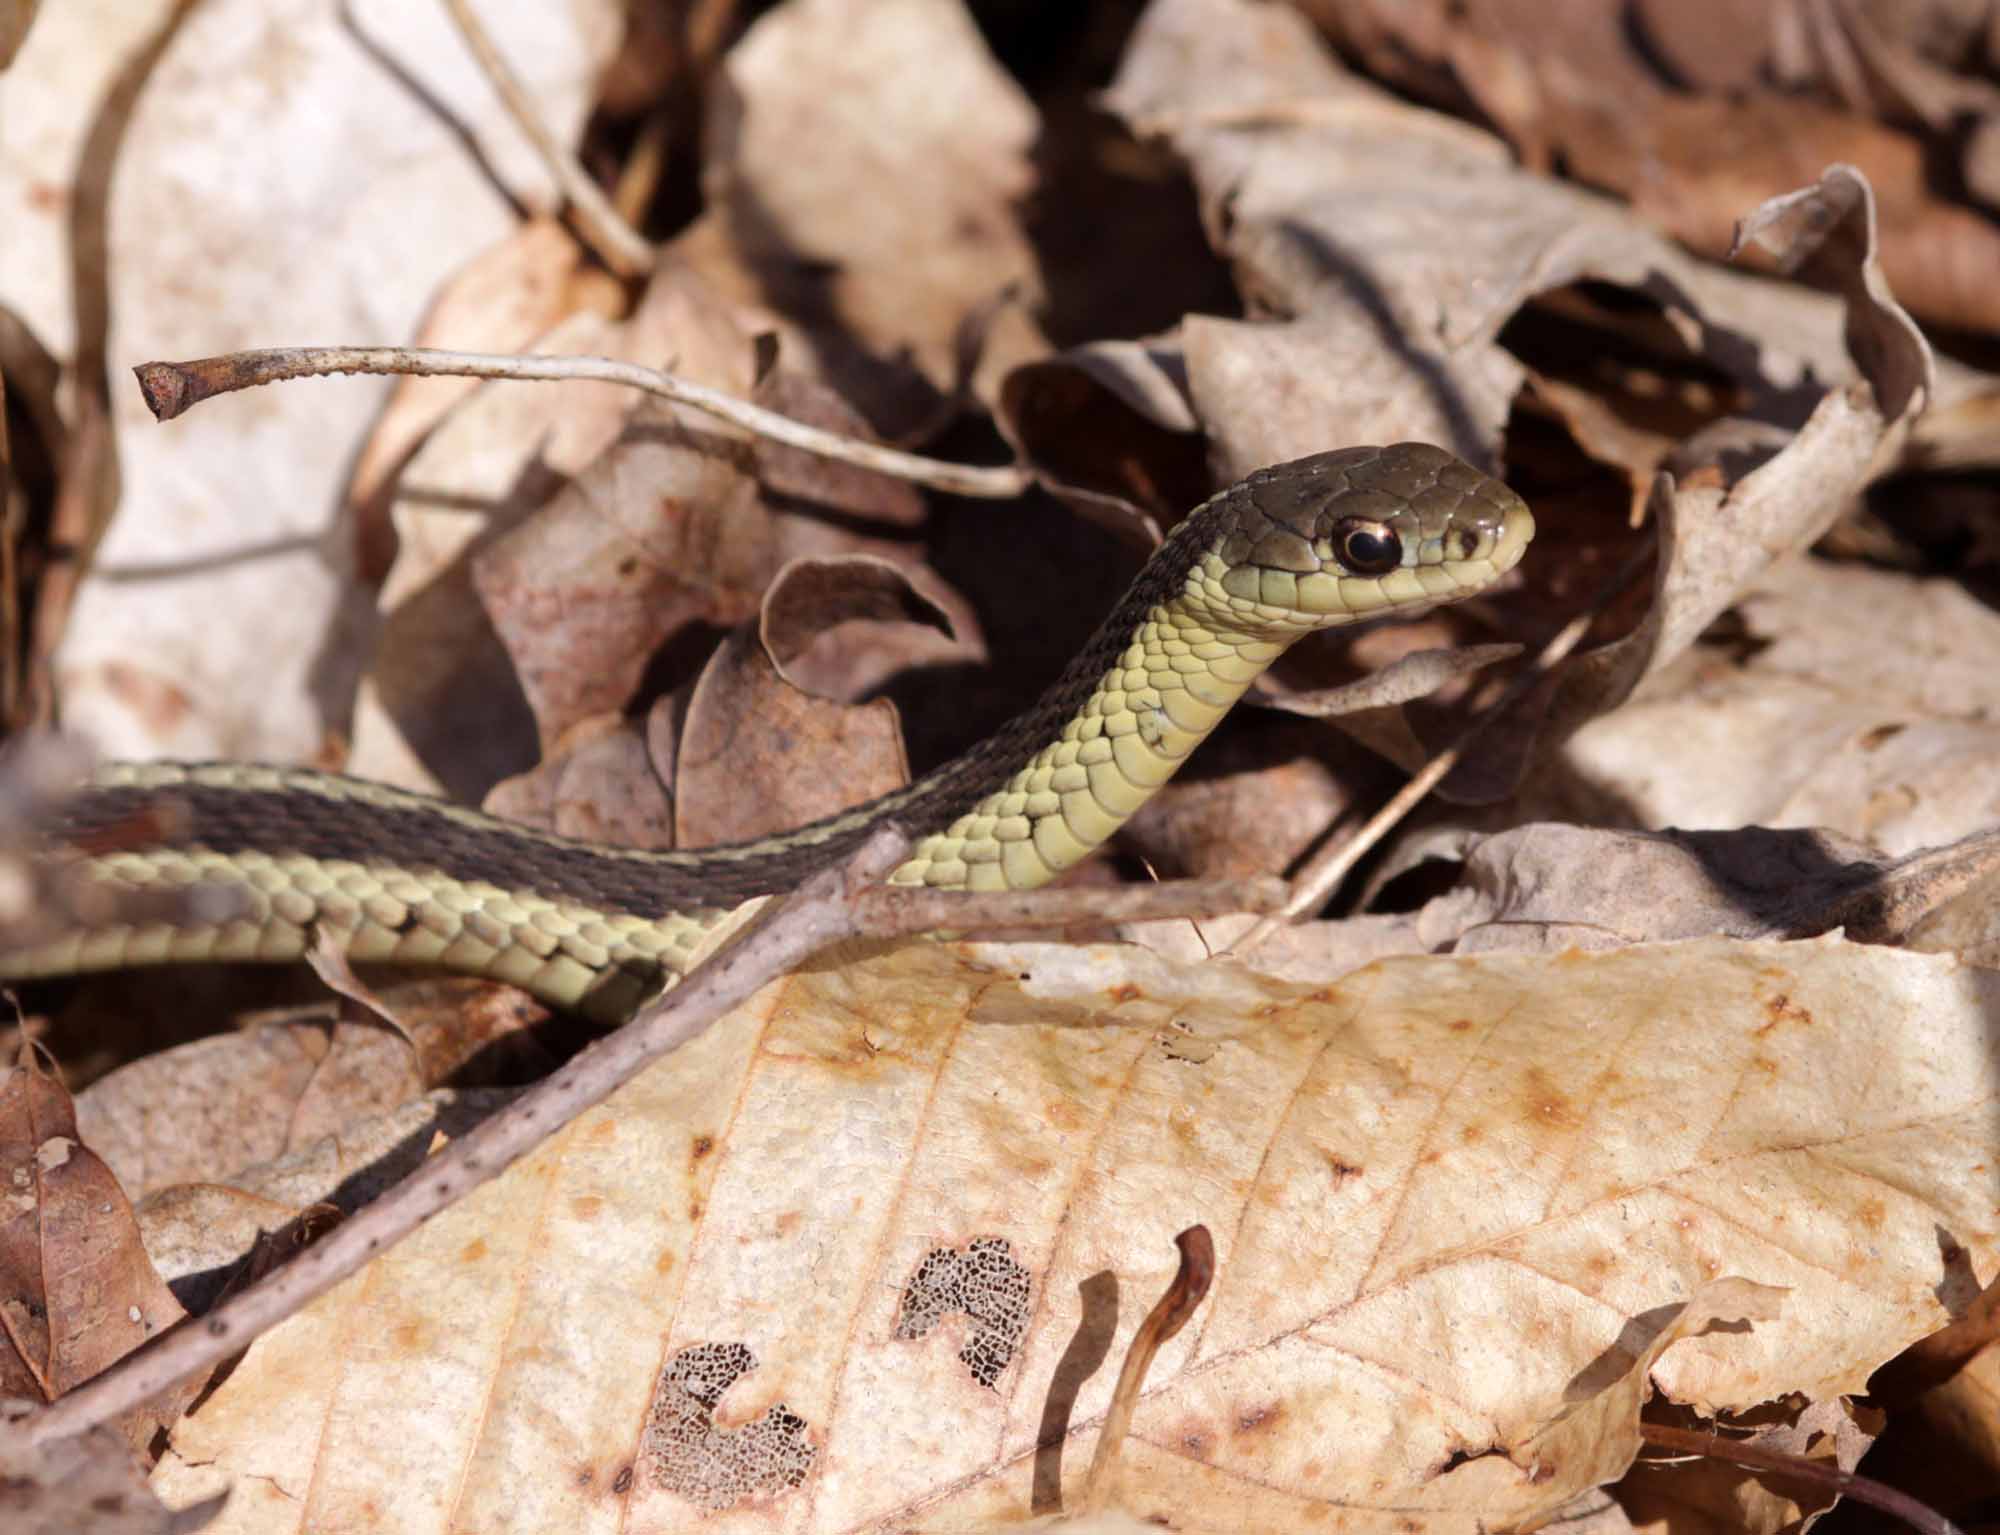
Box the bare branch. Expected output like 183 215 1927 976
440 0 654 280
855 875 1287 937
132 347 1033 500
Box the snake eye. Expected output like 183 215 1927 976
1336 519 1402 576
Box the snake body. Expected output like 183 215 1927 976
3 444 1531 1016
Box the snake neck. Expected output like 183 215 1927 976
885 585 1286 891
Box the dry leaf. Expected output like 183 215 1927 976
673 556 966 848
1391 821 2000 959
482 713 678 848
1555 554 2000 853
354 265 762 796
468 407 768 754
703 0 1047 431
1300 0 2000 332
1884 1341 2000 1519
6 5 2000 1530
343 216 602 552
1117 716 1399 883
995 337 1208 530
748 369 929 525
36 0 619 762
0 1055 187 1449
131 1089 516 1311
75 987 553 1201
1105 2 1525 474
145 936 1997 1531
0 0 38 70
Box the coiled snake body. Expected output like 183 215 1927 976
3 444 1532 1016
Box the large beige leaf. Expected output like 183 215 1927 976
1557 554 2000 853
40 0 618 763
703 0 1045 430
148 937 1998 1531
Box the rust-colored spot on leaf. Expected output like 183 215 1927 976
1519 1066 1583 1132
1756 991 1814 1034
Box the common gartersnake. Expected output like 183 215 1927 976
2 444 1532 1015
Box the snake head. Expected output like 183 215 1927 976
1194 442 1534 635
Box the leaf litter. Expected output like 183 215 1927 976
0 0 1997 1532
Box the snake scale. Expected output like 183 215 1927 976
1 444 1532 1017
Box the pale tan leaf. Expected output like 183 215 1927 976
37 0 618 763
1555 556 2000 853
705 0 1047 429
147 937 1997 1532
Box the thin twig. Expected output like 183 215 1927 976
133 347 1033 500
611 107 673 228
1640 1423 1962 1535
20 827 908 1447
440 0 654 280
1227 536 1656 954
855 875 1287 936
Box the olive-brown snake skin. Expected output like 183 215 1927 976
2 444 1532 1016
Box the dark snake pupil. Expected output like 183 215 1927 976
1340 522 1401 576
